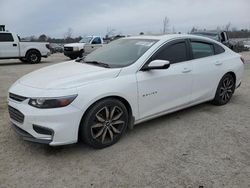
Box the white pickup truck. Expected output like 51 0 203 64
64 36 104 59
0 31 51 63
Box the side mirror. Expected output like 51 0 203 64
142 60 170 71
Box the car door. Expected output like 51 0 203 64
188 40 224 102
0 33 19 58
136 39 193 119
84 37 102 54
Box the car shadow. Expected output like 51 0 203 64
128 102 212 132
0 61 55 66
33 102 218 155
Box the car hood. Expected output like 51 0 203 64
18 61 121 89
64 43 85 47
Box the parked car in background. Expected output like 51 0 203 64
0 31 50 63
191 30 250 52
191 30 233 47
243 41 250 51
50 43 63 53
64 36 104 59
8 34 244 148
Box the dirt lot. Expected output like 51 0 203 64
0 52 250 188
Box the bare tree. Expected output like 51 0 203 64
172 26 176 34
163 16 170 34
224 22 231 31
106 26 116 38
190 26 198 33
64 28 73 39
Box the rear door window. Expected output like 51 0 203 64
0 33 14 42
191 41 214 59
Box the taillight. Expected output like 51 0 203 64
240 57 245 64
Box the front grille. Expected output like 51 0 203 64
8 106 24 123
9 93 27 102
64 47 73 51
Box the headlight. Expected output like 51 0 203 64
28 95 77 109
73 47 79 51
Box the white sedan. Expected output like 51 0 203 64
8 34 244 148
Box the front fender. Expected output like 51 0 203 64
73 76 139 122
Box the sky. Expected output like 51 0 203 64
0 0 249 38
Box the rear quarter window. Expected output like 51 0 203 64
214 43 225 55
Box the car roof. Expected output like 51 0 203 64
84 36 101 38
126 34 220 43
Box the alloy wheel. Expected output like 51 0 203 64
219 76 234 103
90 106 125 144
30 54 38 62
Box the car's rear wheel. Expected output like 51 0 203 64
80 98 128 149
212 73 235 105
26 50 41 64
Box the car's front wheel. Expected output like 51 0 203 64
80 98 128 149
212 73 235 105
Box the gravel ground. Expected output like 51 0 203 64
0 52 249 188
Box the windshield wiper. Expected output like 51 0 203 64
75 58 110 68
84 61 110 68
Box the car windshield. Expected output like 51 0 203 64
79 37 93 43
84 39 158 68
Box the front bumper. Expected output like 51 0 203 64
64 50 82 57
11 123 52 144
8 84 83 146
42 52 51 58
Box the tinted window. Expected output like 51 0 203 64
85 39 157 67
191 41 214 59
153 42 188 64
92 37 101 44
214 43 225 55
0 33 14 42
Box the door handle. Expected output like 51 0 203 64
13 43 17 47
182 68 191 73
215 61 222 65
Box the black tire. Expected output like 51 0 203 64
80 98 129 149
79 50 84 58
212 74 235 105
69 55 78 60
26 50 41 64
19 58 28 63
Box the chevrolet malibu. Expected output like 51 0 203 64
8 34 244 148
